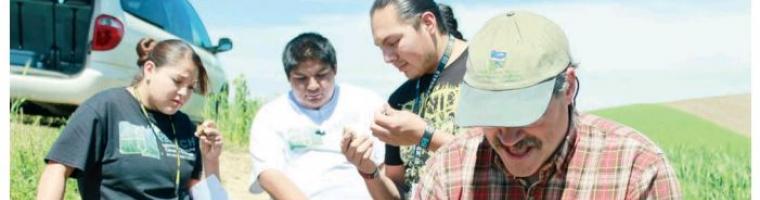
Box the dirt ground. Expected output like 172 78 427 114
665 94 750 136
219 148 270 200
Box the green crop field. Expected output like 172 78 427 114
591 104 750 199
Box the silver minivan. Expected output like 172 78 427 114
10 0 232 121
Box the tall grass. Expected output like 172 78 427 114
10 98 81 200
203 75 262 150
591 104 750 199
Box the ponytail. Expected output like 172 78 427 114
136 38 157 67
437 3 465 41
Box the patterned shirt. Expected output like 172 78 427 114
414 113 681 200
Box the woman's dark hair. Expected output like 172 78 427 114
371 0 464 40
134 38 209 95
282 32 337 78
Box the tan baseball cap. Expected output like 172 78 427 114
456 11 571 127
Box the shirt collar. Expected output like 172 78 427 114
288 85 340 124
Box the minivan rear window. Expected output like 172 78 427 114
121 0 169 29
120 0 212 49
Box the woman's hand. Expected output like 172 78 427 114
196 120 223 177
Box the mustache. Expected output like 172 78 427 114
514 137 541 149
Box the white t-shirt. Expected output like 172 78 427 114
248 84 385 200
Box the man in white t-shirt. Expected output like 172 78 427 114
248 32 385 200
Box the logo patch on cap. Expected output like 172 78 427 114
489 50 507 70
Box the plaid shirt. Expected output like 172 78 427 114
414 113 681 200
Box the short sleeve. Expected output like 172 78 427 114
387 79 418 110
385 145 404 165
248 106 287 193
44 104 104 178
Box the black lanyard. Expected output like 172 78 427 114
410 34 454 168
412 34 455 116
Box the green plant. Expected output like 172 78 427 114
11 98 26 122
11 122 80 200
591 104 750 199
204 75 262 150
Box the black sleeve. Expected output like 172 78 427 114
45 104 104 178
387 75 432 109
388 79 417 109
384 144 403 166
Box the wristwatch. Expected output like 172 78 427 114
358 167 379 179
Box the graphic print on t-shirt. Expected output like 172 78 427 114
284 126 324 151
119 121 161 159
398 84 461 185
118 121 197 160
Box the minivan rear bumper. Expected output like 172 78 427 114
10 62 208 122
10 62 132 105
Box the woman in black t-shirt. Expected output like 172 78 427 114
37 38 223 199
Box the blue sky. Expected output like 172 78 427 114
189 0 750 110
193 0 748 27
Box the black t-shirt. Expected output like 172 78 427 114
45 87 202 200
385 49 468 168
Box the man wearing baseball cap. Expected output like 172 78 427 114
413 11 681 199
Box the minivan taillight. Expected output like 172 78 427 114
92 15 124 51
